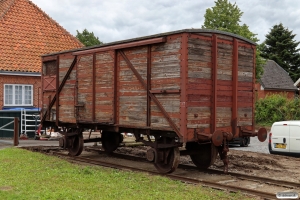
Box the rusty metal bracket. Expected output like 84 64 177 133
119 50 181 138
194 128 212 142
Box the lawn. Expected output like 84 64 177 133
0 148 251 200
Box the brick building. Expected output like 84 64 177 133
0 0 83 110
255 60 297 99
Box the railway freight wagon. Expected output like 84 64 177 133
41 29 267 173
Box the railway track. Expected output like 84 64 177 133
21 146 300 199
87 146 300 189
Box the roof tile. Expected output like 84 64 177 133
0 0 84 72
260 60 297 90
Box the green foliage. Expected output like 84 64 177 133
76 28 103 47
202 0 242 34
0 148 249 200
202 0 264 79
260 23 300 82
255 93 300 124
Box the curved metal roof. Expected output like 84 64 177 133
42 28 256 57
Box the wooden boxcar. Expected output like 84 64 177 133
41 29 267 173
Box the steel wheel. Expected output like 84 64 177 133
186 142 217 169
68 134 84 156
101 132 123 153
154 147 180 174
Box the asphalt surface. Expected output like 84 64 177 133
0 139 59 150
230 137 269 154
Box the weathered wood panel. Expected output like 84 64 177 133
77 55 93 121
150 36 182 129
42 61 56 122
238 46 254 82
187 34 255 134
95 52 114 122
118 46 148 126
151 94 180 128
217 43 233 81
216 107 231 127
187 106 211 129
238 107 252 126
187 35 213 131
42 91 55 121
237 46 254 128
59 56 76 123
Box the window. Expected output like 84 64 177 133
4 84 33 106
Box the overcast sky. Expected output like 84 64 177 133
30 0 300 44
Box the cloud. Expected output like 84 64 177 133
31 0 300 44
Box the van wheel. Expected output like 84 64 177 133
240 137 249 147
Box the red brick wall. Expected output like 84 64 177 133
255 83 295 100
0 75 41 109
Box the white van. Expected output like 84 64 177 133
269 121 300 156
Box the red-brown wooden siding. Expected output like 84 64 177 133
41 30 256 143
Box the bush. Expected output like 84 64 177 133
255 93 300 125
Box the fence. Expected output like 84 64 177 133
0 117 19 146
0 110 40 138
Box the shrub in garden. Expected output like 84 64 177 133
255 93 300 125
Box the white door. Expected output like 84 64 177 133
289 125 300 153
271 124 290 152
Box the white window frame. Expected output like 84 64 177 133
4 84 33 106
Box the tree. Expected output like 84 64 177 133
260 23 300 82
202 0 264 79
76 29 103 47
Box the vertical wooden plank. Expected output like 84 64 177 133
147 45 151 127
252 45 256 132
55 55 59 126
114 50 118 124
180 33 188 142
211 34 217 134
232 38 238 134
75 58 79 120
92 53 96 122
48 95 51 120
94 51 114 122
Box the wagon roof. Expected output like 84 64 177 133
42 29 256 57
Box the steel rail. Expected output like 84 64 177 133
50 151 276 199
87 147 300 189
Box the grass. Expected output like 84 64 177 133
0 148 251 200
